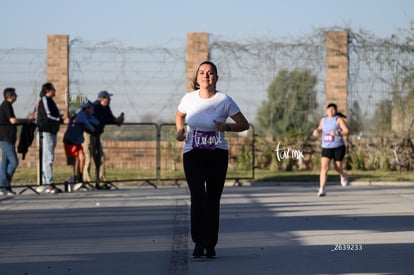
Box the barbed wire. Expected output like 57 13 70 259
1 24 413 137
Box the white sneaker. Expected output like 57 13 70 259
6 190 16 196
73 183 84 191
341 176 349 187
1 189 15 196
317 189 326 197
47 186 61 194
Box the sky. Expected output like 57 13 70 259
2 0 414 49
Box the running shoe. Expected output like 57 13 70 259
317 189 326 197
341 176 349 187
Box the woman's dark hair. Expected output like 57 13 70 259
191 60 218 90
39 82 55 97
326 103 347 118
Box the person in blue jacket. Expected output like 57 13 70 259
63 100 99 187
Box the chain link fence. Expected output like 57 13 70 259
0 48 46 117
3 30 412 136
1 26 414 173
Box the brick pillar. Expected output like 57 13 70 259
186 32 209 92
325 32 348 115
45 35 69 184
47 34 69 119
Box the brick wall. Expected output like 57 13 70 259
17 129 159 169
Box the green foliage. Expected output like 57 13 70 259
368 146 391 171
237 137 254 170
256 69 318 137
348 141 394 171
371 99 393 136
349 145 366 170
254 135 276 169
348 100 364 135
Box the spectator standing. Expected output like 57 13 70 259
175 61 249 258
0 88 34 195
36 82 66 193
83 91 124 189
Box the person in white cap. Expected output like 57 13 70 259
83 91 124 189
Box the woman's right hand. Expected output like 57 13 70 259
176 128 186 141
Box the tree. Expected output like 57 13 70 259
348 100 364 135
371 99 392 136
256 69 318 137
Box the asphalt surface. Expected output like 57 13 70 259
1 181 413 275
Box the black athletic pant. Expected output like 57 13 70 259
90 134 102 184
183 148 228 248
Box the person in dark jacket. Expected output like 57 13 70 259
83 91 124 189
0 88 34 195
36 82 66 193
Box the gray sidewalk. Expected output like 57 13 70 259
0 183 413 275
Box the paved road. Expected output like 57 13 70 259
1 182 413 275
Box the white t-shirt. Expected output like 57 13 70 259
177 90 241 153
